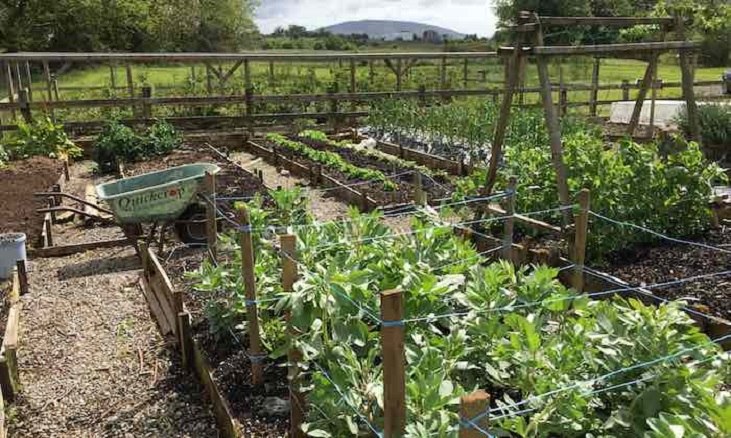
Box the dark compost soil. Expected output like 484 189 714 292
162 247 289 436
602 228 731 320
0 157 63 246
264 137 453 206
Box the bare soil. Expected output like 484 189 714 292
0 157 62 246
602 228 731 320
162 247 290 436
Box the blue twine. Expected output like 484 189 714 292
311 361 383 438
381 320 405 328
469 332 731 425
589 211 731 254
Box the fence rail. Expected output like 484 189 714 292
0 50 728 134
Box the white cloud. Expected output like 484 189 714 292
255 0 498 37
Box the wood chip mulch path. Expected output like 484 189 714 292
9 245 218 437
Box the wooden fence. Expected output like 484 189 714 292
0 51 727 134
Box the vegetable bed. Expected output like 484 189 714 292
0 157 63 246
263 134 452 206
179 192 730 438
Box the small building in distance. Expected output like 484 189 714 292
422 29 444 43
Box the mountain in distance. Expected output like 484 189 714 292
321 20 465 41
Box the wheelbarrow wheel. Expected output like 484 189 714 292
175 204 209 245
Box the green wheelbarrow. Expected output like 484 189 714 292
96 163 220 246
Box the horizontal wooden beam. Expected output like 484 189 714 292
533 41 698 56
0 51 498 63
28 237 130 257
537 16 675 27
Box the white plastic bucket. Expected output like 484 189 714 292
0 233 26 279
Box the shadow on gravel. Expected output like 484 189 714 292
57 254 141 280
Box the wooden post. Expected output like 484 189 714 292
24 61 33 102
268 61 275 86
621 79 630 100
109 64 117 89
462 58 468 88
502 176 517 260
44 215 53 247
484 11 529 195
205 63 213 94
414 171 425 206
559 84 568 117
459 390 490 438
589 57 600 116
349 58 357 124
395 58 403 91
237 204 264 386
281 234 305 438
18 88 32 123
649 72 658 134
628 52 658 136
15 260 28 296
177 311 193 370
141 85 152 119
440 57 447 89
125 64 135 115
534 20 573 227
63 159 70 182
572 189 590 292
4 62 16 119
381 289 405 438
42 61 53 104
203 171 217 262
328 84 339 132
675 15 700 142
52 75 60 101
369 60 375 83
244 59 252 91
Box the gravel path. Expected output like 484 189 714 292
9 246 217 437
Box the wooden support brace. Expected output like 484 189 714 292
628 52 658 136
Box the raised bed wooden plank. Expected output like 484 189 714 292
486 204 563 234
192 338 242 438
373 139 466 175
144 248 181 335
0 270 21 401
139 277 173 336
28 237 130 258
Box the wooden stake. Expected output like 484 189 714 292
463 58 468 88
4 62 16 119
628 52 658 136
141 85 152 119
203 171 217 262
572 189 590 292
18 88 32 123
534 20 572 227
440 57 447 89
24 61 33 102
15 260 28 296
675 15 700 142
125 64 135 115
51 75 59 101
177 311 193 370
484 12 529 194
281 234 305 438
63 159 70 182
502 176 517 261
237 204 264 385
43 61 53 103
589 57 600 116
621 79 630 100
109 64 117 89
395 58 403 91
414 171 425 206
459 390 490 438
381 289 405 438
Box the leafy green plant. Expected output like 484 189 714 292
93 120 181 173
266 133 397 190
187 194 729 437
677 103 731 148
1 117 82 161
298 129 448 179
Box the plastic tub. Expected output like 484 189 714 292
0 233 26 280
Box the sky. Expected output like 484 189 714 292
254 0 498 37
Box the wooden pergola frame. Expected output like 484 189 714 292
484 12 702 227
